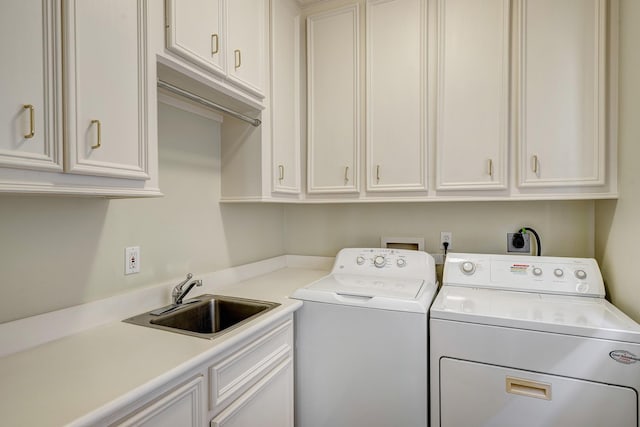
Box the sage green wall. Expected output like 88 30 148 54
0 103 285 323
595 0 640 321
284 201 595 258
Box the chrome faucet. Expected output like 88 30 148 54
172 273 203 305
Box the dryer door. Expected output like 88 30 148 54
440 358 637 427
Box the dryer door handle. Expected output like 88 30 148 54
506 376 551 401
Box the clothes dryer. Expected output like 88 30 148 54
431 253 640 427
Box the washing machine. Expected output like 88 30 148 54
430 253 640 427
292 248 438 427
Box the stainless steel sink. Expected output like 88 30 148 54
123 294 280 339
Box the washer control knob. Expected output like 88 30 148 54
533 267 543 276
374 255 386 268
461 261 476 275
356 256 365 265
397 258 407 268
575 269 587 280
554 268 564 278
576 283 589 293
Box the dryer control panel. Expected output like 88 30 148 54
443 253 605 297
331 248 436 280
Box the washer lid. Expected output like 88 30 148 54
291 273 436 313
430 286 640 343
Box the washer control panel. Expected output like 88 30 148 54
332 248 435 279
444 253 605 297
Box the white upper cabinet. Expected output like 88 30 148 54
227 0 267 98
307 5 360 194
435 0 510 191
165 0 267 99
0 0 61 173
271 0 301 195
366 0 427 192
166 0 226 77
516 0 606 188
63 0 150 181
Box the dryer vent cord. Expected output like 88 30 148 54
517 227 541 256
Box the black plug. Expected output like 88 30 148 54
443 241 449 256
512 232 525 249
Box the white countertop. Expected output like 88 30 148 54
0 266 328 427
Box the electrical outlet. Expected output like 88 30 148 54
440 231 452 250
125 246 140 275
507 233 530 253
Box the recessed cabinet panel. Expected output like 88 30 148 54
166 0 226 77
271 0 301 195
307 5 360 194
436 0 509 190
227 0 267 98
63 0 149 180
0 0 61 172
210 359 293 427
517 0 606 188
366 0 426 192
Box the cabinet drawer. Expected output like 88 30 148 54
209 319 292 412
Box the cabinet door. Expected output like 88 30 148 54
307 5 360 194
0 0 61 172
517 0 606 188
63 0 150 180
366 0 426 192
210 359 293 427
271 0 301 194
436 0 509 190
166 0 226 77
116 376 204 427
227 0 267 98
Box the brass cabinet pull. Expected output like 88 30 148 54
532 155 539 174
234 49 241 69
278 164 284 182
211 34 219 55
91 119 102 149
376 165 380 183
344 166 349 183
23 104 35 139
488 159 493 177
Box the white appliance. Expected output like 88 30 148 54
292 248 438 427
431 253 640 427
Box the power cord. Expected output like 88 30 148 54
513 227 541 256
443 241 449 258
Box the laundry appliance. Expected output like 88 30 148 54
293 248 438 427
431 253 640 427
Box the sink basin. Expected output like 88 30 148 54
123 294 280 339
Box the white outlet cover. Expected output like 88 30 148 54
125 246 140 275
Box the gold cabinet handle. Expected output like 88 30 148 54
91 119 102 149
376 165 381 183
23 104 35 139
344 166 349 184
211 34 219 55
234 49 241 69
278 164 284 182
531 155 538 174
488 159 493 177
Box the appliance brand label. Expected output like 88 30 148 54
510 264 530 274
609 350 640 364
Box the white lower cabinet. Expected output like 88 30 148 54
114 376 205 427
210 359 293 427
105 317 294 427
